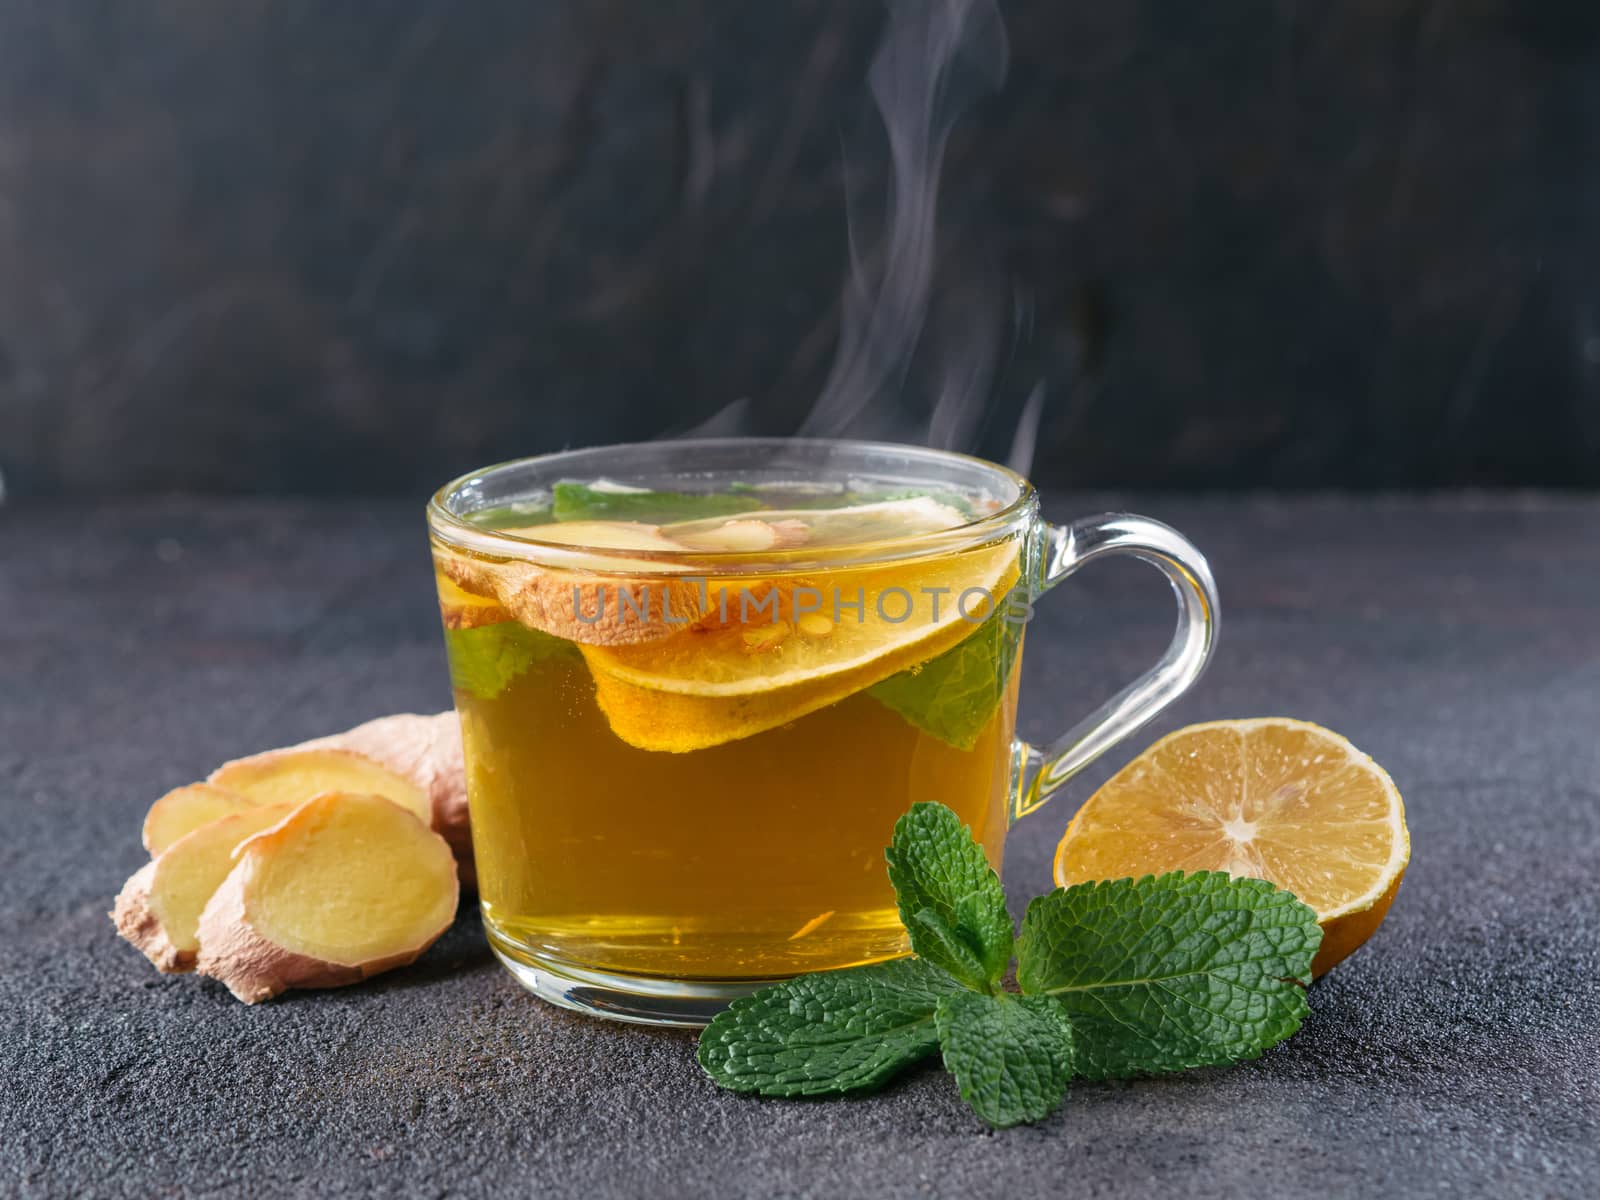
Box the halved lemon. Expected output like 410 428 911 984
1053 718 1408 975
581 539 1022 752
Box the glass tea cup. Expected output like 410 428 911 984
427 439 1217 1025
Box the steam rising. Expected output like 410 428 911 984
797 0 1015 457
666 1 1042 474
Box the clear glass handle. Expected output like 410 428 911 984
1014 513 1220 820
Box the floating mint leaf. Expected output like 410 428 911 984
886 803 1013 991
1015 872 1321 1080
552 482 764 524
869 602 1023 750
697 958 962 1096
935 991 1075 1128
444 621 576 701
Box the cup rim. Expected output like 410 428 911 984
426 437 1036 573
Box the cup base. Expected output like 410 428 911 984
486 925 789 1027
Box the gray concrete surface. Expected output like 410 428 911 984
3 493 1597 1198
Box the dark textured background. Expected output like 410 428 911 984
3 0 1600 496
3 492 1597 1197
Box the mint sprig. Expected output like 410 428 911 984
697 802 1322 1129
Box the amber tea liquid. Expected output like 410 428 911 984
433 483 1025 982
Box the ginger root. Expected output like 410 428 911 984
243 712 472 885
210 748 431 825
195 793 458 1004
142 783 253 855
115 712 473 1001
114 803 295 972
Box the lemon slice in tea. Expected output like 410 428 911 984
1053 718 1408 975
582 539 1023 752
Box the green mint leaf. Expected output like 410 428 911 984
935 991 1075 1128
885 803 1013 990
552 482 764 524
869 602 1023 750
444 621 575 701
1015 872 1321 1080
906 909 988 986
697 958 962 1096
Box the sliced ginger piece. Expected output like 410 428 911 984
142 783 254 855
497 561 705 647
433 544 705 648
671 518 812 553
262 712 471 886
435 573 510 630
114 803 296 972
663 497 965 550
206 713 473 888
211 748 431 827
501 519 686 552
195 792 458 1004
